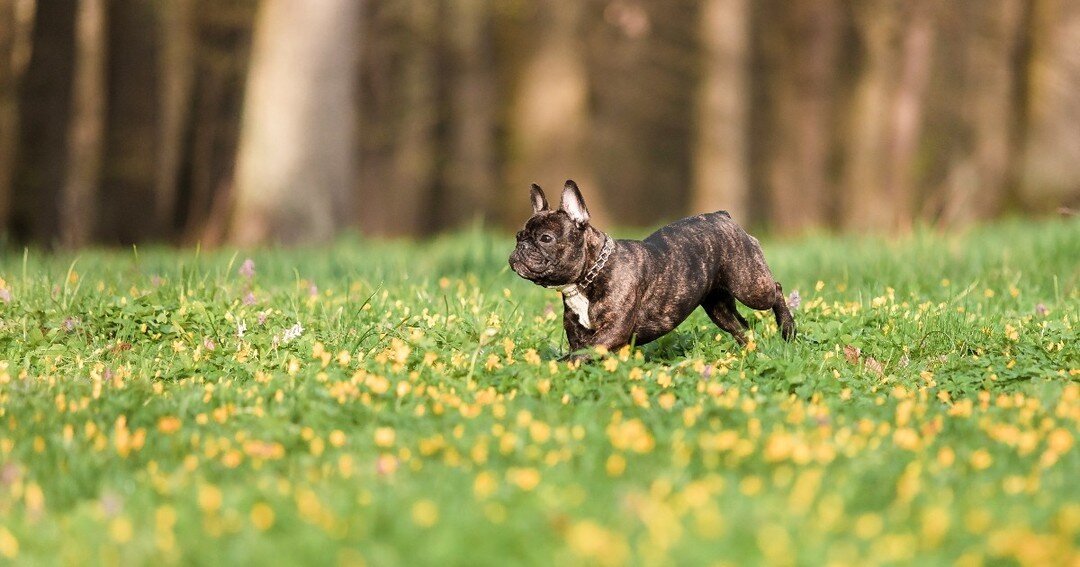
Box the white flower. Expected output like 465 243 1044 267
236 320 247 338
282 322 304 343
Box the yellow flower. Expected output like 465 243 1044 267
1047 428 1073 454
474 472 497 498
1004 324 1020 342
566 521 629 567
250 503 275 531
970 449 993 470
198 485 223 512
329 430 347 447
485 354 502 371
374 427 396 448
0 527 17 559
108 517 133 543
507 467 541 491
854 513 883 539
411 500 439 527
984 288 995 298
606 454 626 477
157 416 182 434
607 418 654 453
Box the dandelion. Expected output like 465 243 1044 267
238 258 255 279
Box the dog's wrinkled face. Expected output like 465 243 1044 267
509 181 591 287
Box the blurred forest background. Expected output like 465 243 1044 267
1 0 1079 247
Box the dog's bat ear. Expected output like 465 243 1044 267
530 184 549 214
560 180 589 225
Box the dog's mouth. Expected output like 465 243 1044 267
509 249 550 283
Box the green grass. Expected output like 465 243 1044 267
0 218 1077 566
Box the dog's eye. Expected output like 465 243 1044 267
539 234 554 244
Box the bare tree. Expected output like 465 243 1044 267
230 0 360 245
58 0 106 247
692 0 750 221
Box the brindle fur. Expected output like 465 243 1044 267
509 180 795 359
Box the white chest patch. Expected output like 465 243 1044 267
552 284 592 329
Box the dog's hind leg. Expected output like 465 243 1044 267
701 289 749 346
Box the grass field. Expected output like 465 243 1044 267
0 218 1077 566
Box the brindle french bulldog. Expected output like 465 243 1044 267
509 180 795 359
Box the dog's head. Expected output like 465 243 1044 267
509 180 593 287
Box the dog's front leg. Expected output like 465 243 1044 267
561 314 636 363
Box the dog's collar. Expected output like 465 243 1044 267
545 236 613 329
546 235 613 292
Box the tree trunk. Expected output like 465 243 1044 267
156 0 195 236
934 0 1026 226
762 0 842 233
586 0 697 226
230 0 360 245
97 0 161 244
13 0 76 244
0 0 35 235
692 0 750 221
1019 0 1080 211
505 0 607 225
437 0 497 229
59 0 106 247
842 1 939 232
356 1 437 237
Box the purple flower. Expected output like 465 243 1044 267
239 258 256 279
701 365 713 379
1035 303 1048 316
257 311 269 325
243 292 257 306
0 288 10 303
150 274 164 287
308 283 318 297
63 317 79 332
204 338 216 351
787 289 801 310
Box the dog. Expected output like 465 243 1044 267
509 180 795 359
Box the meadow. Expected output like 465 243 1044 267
0 218 1077 566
